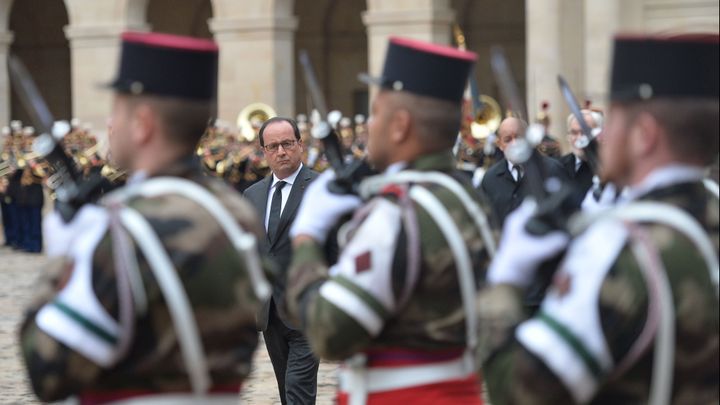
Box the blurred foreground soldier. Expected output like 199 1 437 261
560 110 602 210
287 37 496 404
479 117 568 226
19 32 269 403
477 34 719 405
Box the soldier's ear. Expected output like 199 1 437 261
389 108 411 144
130 103 156 146
629 112 661 158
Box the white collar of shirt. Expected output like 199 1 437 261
506 160 522 181
271 163 303 189
265 163 303 230
624 164 706 201
574 155 583 172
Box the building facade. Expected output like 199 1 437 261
0 0 717 143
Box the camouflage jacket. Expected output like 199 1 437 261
477 174 719 404
286 150 495 361
19 157 265 402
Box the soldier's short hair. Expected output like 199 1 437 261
389 91 462 150
129 95 215 150
623 98 719 165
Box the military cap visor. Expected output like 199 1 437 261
358 36 477 103
105 32 219 101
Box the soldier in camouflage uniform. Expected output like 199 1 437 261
476 34 719 404
19 32 269 404
286 37 496 404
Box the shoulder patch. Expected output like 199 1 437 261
355 251 372 274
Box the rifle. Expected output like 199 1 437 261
298 50 376 195
8 55 106 222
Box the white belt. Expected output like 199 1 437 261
106 393 240 404
339 351 475 404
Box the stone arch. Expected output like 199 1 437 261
294 0 368 116
450 0 526 110
146 0 213 38
9 0 71 122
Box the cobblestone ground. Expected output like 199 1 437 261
0 245 337 405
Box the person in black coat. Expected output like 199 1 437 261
559 110 602 209
243 117 320 405
479 117 569 226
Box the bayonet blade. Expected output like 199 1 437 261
8 55 54 135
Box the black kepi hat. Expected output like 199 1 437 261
610 33 719 101
359 37 477 103
108 32 219 101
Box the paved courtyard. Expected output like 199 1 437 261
0 245 337 405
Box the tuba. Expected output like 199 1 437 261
470 95 502 140
237 102 276 142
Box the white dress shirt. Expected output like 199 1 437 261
264 163 304 231
506 160 524 182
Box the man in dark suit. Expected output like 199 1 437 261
244 117 319 404
479 117 569 225
559 110 601 209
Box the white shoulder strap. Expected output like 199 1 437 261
408 185 477 367
571 200 718 405
360 170 496 257
106 177 271 301
704 178 720 199
607 202 718 295
119 207 211 395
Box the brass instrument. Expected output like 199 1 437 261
452 24 503 140
0 160 15 177
100 164 127 183
237 102 276 142
470 95 502 140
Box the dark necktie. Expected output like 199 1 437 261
512 165 524 182
267 180 286 241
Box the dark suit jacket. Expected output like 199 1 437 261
244 165 318 331
559 153 595 210
479 155 569 225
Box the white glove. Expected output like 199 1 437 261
581 182 619 214
290 170 362 243
43 204 110 257
487 200 570 288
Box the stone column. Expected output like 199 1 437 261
64 25 127 131
63 0 149 134
363 1 455 100
584 0 620 111
210 15 298 123
526 0 565 140
0 31 13 125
